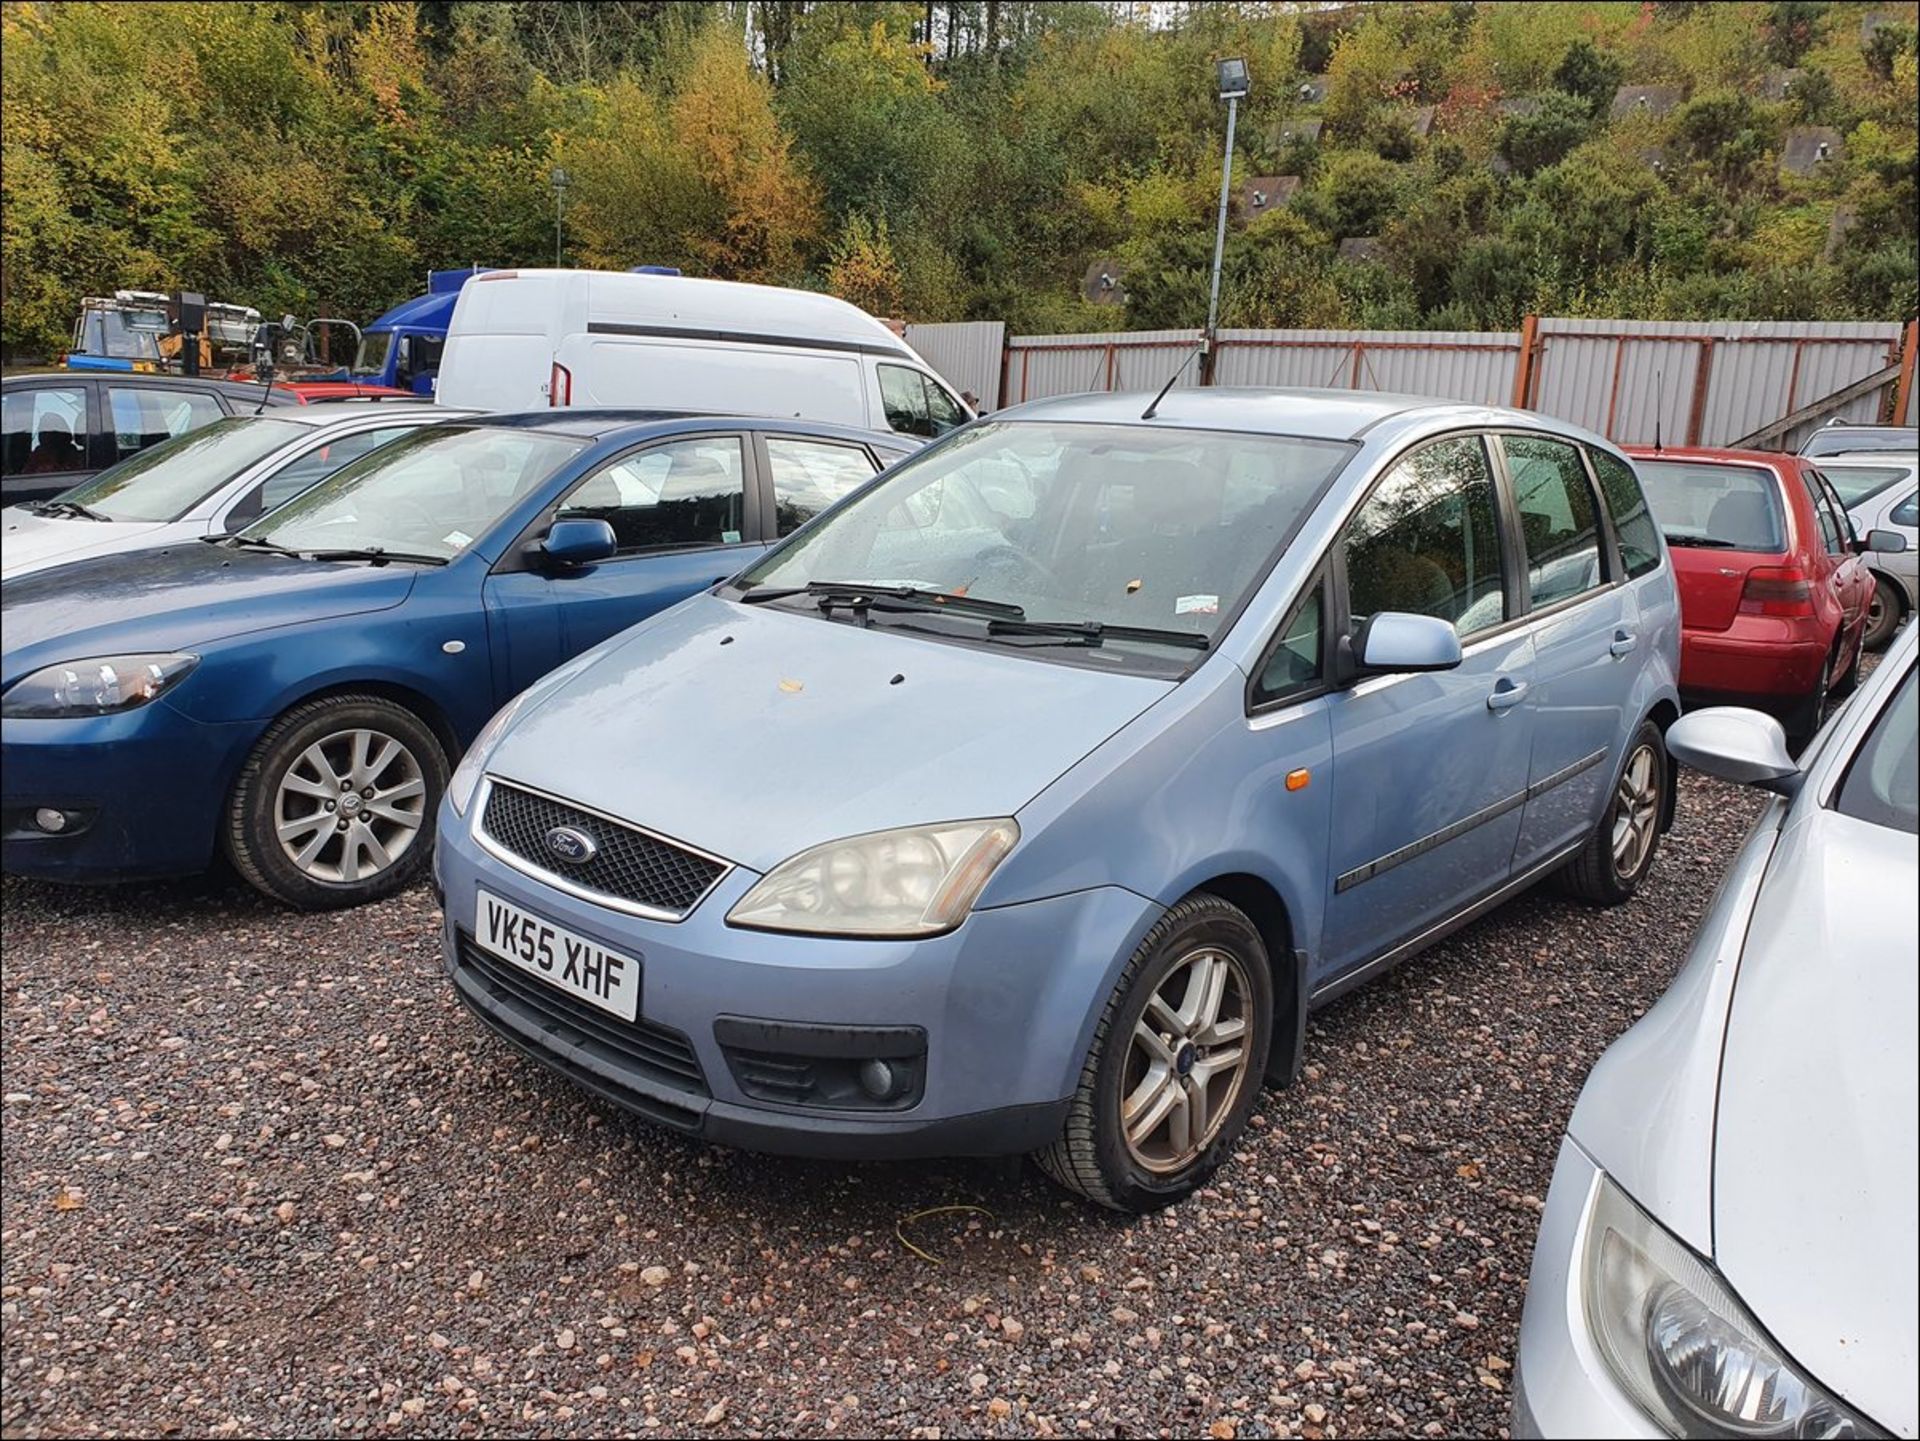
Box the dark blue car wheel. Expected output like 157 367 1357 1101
224 693 448 910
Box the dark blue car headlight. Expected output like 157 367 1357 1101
0 653 199 718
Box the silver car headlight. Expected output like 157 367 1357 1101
1583 1173 1886 1438
448 689 540 816
0 653 199 718
726 820 1019 937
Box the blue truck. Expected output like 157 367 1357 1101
347 266 488 394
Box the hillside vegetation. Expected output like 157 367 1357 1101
2 0 1915 356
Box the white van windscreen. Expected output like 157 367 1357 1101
573 339 866 425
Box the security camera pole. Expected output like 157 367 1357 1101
1205 57 1250 385
550 167 570 268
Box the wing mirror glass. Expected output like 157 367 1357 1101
1858 527 1908 554
539 518 617 568
1350 612 1463 676
1666 707 1802 795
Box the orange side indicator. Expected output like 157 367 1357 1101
1285 768 1311 792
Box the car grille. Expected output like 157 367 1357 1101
480 781 726 917
454 931 709 1124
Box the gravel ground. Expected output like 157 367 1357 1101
2 774 1764 1440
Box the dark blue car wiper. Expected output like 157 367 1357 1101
210 534 295 552
984 617 1210 651
298 546 448 567
739 580 1024 620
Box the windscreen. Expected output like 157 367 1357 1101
736 421 1354 660
1636 460 1787 552
356 329 394 378
244 426 583 560
1817 462 1915 508
60 416 306 522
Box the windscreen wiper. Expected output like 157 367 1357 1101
28 499 108 522
739 580 1025 619
297 545 448 566
984 617 1210 650
211 534 295 552
1662 534 1740 549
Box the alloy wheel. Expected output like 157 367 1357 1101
1610 742 1660 879
1119 947 1254 1174
273 727 426 884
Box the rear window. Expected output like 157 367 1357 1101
1636 460 1786 553
1802 428 1918 458
1816 463 1915 508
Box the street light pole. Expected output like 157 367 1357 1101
550 167 571 268
1205 58 1249 386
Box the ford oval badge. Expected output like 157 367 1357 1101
545 825 598 865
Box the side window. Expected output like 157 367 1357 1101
924 379 967 436
1892 492 1919 528
1587 447 1663 579
1253 584 1325 706
1502 434 1606 609
557 436 746 553
1799 469 1845 554
236 426 420 524
766 437 879 536
107 386 224 462
3 386 89 477
878 364 934 438
1344 435 1506 638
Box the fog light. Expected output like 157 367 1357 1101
857 1058 897 1100
34 808 69 834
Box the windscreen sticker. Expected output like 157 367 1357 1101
1175 594 1219 616
443 529 473 550
722 528 741 544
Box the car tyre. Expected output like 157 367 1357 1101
1862 574 1903 652
1559 720 1666 907
1785 647 1838 748
225 693 448 911
1034 894 1272 1213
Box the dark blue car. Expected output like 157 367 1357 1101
1 411 912 907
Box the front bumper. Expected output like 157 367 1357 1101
0 702 259 882
1511 1138 1664 1438
433 796 1162 1159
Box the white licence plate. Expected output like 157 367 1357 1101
474 890 642 1022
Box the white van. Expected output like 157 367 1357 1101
434 268 972 441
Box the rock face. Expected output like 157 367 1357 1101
1275 118 1322 147
1337 237 1382 263
1082 259 1127 307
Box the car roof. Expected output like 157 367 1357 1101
991 387 1571 443
466 409 909 448
2 370 303 405
1622 445 1797 465
1807 450 1919 465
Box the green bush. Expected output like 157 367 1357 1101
1499 92 1595 175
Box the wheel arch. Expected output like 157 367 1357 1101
269 678 461 769
1645 697 1681 834
1185 872 1309 1090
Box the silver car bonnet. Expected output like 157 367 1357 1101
1 508 172 581
482 591 1178 874
1710 799 1919 1436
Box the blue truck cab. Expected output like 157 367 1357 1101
355 267 488 395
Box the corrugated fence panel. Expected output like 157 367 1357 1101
1533 318 1905 446
1214 329 1520 404
1003 330 1200 403
903 321 1003 408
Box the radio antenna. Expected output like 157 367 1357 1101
1653 369 1664 452
1142 339 1206 420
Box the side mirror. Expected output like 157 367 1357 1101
1350 612 1463 676
1666 708 1802 795
539 518 617 568
1857 527 1909 554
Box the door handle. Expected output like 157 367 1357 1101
1487 678 1529 711
1609 629 1637 658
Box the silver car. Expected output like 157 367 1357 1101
1513 622 1918 1439
1818 451 1918 651
0 403 466 580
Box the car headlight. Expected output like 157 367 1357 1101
726 819 1019 937
1583 1173 1885 1438
0 653 199 718
447 689 540 816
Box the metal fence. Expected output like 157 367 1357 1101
909 314 1917 450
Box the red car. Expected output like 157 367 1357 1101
1627 445 1872 739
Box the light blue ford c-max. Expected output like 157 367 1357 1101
432 388 1681 1211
